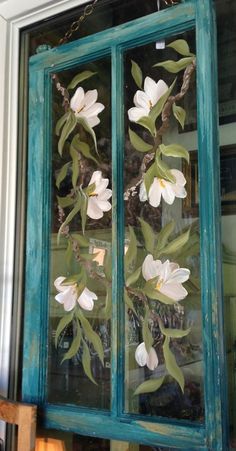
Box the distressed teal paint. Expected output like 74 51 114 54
22 0 228 449
196 1 229 449
111 46 125 417
42 405 206 449
28 4 195 73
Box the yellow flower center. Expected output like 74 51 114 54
160 179 166 188
89 191 97 197
156 278 163 291
149 100 153 109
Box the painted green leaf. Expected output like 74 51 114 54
129 128 153 153
65 240 73 268
84 182 96 196
61 274 81 285
139 217 156 254
153 57 194 73
56 162 70 189
156 220 175 253
71 134 99 165
142 310 153 353
160 143 189 163
163 336 184 393
82 340 97 385
72 233 90 247
143 282 176 305
167 39 192 56
159 320 191 338
104 250 112 281
131 60 143 89
58 111 77 156
124 289 137 316
126 266 141 287
144 162 156 194
78 311 104 365
70 146 80 189
161 228 190 255
55 112 69 136
172 103 186 130
137 116 156 137
80 192 88 234
155 155 176 183
57 195 75 208
77 117 98 154
57 196 82 243
125 226 137 271
134 376 165 395
102 286 112 320
61 324 82 363
149 78 176 123
55 311 74 347
67 70 97 90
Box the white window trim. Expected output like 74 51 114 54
0 0 89 444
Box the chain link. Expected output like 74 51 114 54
58 0 99 46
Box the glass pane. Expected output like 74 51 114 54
25 0 170 56
47 57 112 409
124 32 204 421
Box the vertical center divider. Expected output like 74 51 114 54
111 45 125 417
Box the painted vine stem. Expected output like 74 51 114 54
53 39 199 395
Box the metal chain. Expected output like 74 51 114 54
58 0 99 46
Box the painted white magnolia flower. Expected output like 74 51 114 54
128 76 168 123
87 170 112 220
139 169 187 207
54 276 97 312
135 342 159 371
70 87 105 128
142 254 190 301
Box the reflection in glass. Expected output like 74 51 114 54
47 58 112 409
124 33 204 421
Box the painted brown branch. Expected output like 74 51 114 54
157 58 196 140
52 74 70 110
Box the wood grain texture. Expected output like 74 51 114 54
0 396 36 451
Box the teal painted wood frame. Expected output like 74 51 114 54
22 0 228 449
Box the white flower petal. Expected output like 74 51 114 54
83 102 105 117
139 181 148 202
86 116 100 128
135 342 148 367
146 347 159 371
83 89 98 110
77 287 97 311
55 286 77 311
160 282 188 301
54 276 66 292
87 197 104 219
144 77 168 106
170 169 186 186
94 178 109 195
70 87 85 112
142 254 162 281
98 189 112 201
134 90 151 110
161 182 176 205
167 268 190 284
148 178 162 207
89 170 102 186
128 107 149 122
96 199 112 212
